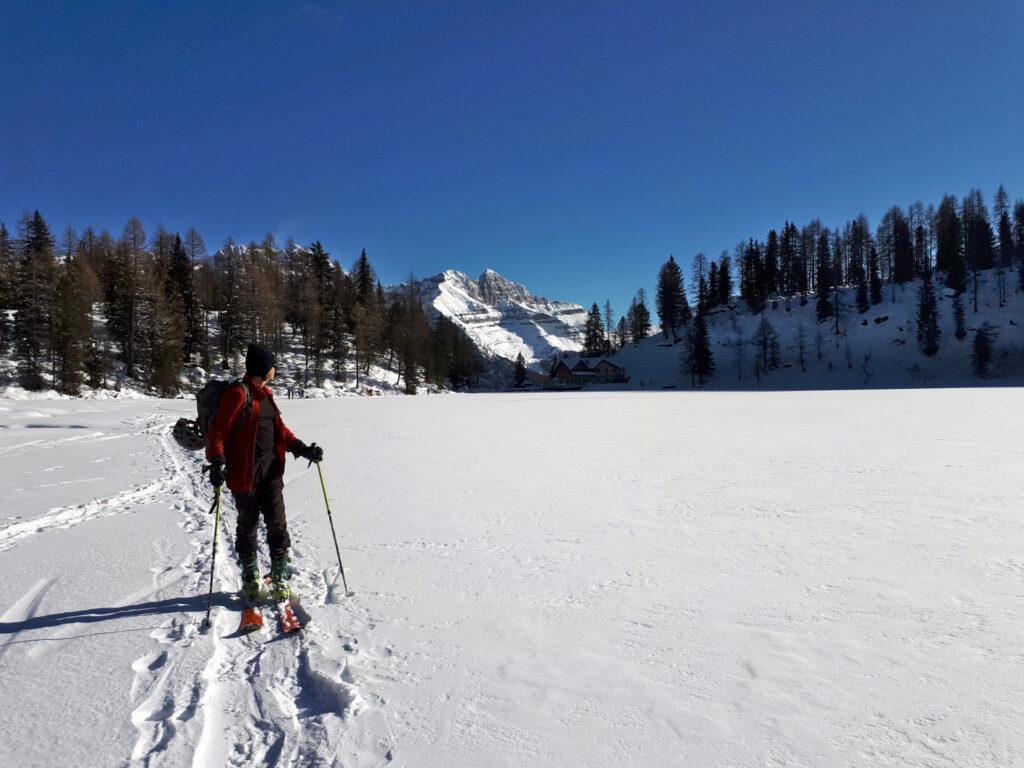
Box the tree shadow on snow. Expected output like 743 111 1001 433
0 592 236 635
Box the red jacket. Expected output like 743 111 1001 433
206 376 301 494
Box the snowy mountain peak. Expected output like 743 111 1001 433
417 268 585 368
476 268 536 306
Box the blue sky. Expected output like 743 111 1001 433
1 0 1022 316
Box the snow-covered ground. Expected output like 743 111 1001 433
1 390 1022 767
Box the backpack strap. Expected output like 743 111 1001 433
227 380 254 443
236 380 253 412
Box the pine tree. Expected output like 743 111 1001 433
514 352 527 387
717 252 732 305
763 230 779 298
936 195 966 291
831 244 843 337
707 261 719 308
847 215 870 287
583 303 606 356
971 326 992 378
655 256 687 339
915 263 940 357
953 291 966 341
84 338 112 389
51 256 92 394
166 234 201 362
603 300 614 353
690 310 714 387
324 294 349 382
391 280 431 394
615 315 629 349
963 189 995 312
855 278 868 314
0 222 14 308
779 221 801 308
893 210 914 284
740 239 765 311
796 322 807 372
432 316 484 389
184 228 210 366
0 222 13 357
13 211 56 389
629 289 652 342
133 261 184 396
994 194 1013 307
353 249 376 305
868 244 883 305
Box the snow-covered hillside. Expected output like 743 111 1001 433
417 268 585 365
1 391 1022 767
610 270 1024 388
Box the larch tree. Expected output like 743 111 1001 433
751 315 780 377
815 231 833 322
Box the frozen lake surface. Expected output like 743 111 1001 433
0 389 1021 767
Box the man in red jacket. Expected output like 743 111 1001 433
207 344 323 601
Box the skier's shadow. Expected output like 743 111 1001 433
0 592 237 635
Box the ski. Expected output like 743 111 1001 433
262 574 303 634
238 601 264 633
275 599 302 633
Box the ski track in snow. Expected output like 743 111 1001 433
0 414 175 552
118 415 396 768
0 407 397 766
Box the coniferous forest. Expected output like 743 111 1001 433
580 185 1024 387
2 184 1022 396
0 214 485 396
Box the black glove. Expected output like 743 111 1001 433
207 456 226 488
293 441 324 464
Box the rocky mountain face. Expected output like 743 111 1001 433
416 269 585 366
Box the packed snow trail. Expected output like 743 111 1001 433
0 401 395 768
1 390 1024 766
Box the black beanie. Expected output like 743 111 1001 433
245 344 276 378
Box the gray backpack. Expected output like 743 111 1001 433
173 379 251 452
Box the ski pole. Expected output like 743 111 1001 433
202 486 222 628
315 461 350 596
